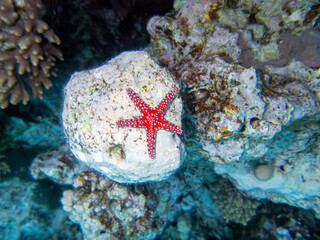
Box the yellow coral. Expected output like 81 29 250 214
0 0 63 109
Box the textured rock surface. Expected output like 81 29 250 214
215 118 320 217
61 171 171 240
214 62 320 216
31 149 236 239
183 58 268 163
62 51 184 183
30 143 319 239
147 0 320 217
30 144 89 185
217 0 320 67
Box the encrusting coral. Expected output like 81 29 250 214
212 178 261 225
62 51 184 183
0 0 63 109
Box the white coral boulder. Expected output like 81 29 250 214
62 51 184 183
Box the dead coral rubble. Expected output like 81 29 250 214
0 0 63 109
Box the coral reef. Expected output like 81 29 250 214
30 144 89 185
240 202 320 239
30 140 320 239
62 51 184 183
30 148 188 239
0 0 63 109
182 58 269 163
211 178 261 225
9 0 319 238
217 0 320 67
147 0 320 162
61 171 167 239
0 177 82 240
147 0 320 218
215 118 320 217
147 0 319 69
31 146 264 239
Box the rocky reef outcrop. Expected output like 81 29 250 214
147 0 320 217
62 51 184 183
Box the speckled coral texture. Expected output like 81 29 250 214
147 0 320 217
62 51 184 183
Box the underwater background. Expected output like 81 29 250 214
1 0 320 239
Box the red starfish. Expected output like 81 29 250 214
116 88 183 159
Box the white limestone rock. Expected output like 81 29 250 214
180 58 268 163
62 51 184 183
215 122 320 217
214 62 320 216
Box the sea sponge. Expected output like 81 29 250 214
254 164 274 181
0 0 63 109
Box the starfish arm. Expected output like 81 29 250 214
159 118 183 134
126 88 150 114
117 87 182 159
156 88 178 115
116 117 145 128
146 127 156 159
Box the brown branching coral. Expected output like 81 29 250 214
0 0 63 109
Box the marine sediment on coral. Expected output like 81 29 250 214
147 0 320 217
62 51 184 183
0 0 63 109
